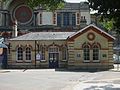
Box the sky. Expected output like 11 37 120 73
65 0 97 14
65 0 87 3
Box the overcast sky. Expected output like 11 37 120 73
65 0 97 14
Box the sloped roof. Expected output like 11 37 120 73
9 32 75 41
0 43 8 48
9 24 115 41
68 24 115 41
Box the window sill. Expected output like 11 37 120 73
61 60 67 62
25 60 32 63
40 60 46 62
83 60 90 63
93 60 100 63
16 60 23 63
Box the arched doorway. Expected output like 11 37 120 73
48 46 59 68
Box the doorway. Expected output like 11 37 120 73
48 46 59 68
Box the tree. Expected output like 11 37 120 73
3 0 65 10
88 0 120 33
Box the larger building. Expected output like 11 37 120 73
0 0 90 39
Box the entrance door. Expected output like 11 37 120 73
49 53 59 68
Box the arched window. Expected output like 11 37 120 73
17 47 23 60
41 46 45 60
93 45 99 60
62 46 67 60
83 44 90 61
48 46 59 61
49 46 59 53
25 47 31 60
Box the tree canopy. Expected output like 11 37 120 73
88 0 120 32
26 0 65 10
2 0 65 10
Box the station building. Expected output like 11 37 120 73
8 24 115 69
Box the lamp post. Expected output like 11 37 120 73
114 46 120 70
117 50 120 70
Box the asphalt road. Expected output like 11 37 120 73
0 68 120 90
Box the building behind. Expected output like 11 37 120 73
0 0 90 39
0 0 115 70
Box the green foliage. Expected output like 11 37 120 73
2 0 65 11
88 0 120 32
100 19 114 31
25 0 65 10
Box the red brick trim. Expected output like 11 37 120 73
67 26 114 41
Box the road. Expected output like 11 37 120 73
0 68 120 90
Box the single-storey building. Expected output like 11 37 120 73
8 24 115 70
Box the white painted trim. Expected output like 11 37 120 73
83 60 90 63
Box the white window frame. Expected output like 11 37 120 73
16 47 23 62
92 45 100 62
25 47 32 62
83 44 90 62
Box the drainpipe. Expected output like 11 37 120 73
35 40 36 68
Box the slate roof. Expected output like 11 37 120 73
9 32 75 41
0 43 8 48
9 24 115 41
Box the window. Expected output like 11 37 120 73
17 47 23 60
49 46 59 53
93 45 99 60
25 47 31 60
62 46 67 60
63 13 69 26
83 45 90 61
57 12 76 27
39 45 45 60
57 13 61 26
72 13 76 26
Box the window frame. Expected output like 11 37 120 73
16 47 23 61
25 47 32 61
83 44 90 62
92 45 100 62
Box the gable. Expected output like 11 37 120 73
67 24 115 41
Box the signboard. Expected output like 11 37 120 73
36 53 41 60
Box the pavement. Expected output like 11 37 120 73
0 64 120 90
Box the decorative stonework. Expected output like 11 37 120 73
87 32 95 41
13 5 33 24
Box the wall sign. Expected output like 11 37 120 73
36 53 41 60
